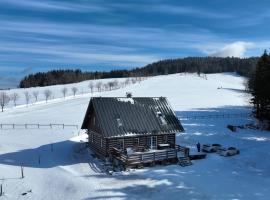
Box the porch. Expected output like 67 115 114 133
111 144 189 168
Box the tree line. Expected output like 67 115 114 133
19 69 130 88
19 57 259 88
134 56 258 77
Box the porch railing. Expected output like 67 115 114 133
112 146 181 165
175 144 190 156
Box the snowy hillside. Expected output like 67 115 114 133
2 73 247 111
1 73 269 200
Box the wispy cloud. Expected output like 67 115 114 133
0 18 222 66
150 5 233 19
0 0 109 12
0 44 158 66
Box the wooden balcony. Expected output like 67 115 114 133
111 144 189 168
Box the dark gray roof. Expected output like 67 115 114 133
82 97 184 138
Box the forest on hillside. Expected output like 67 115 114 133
19 56 259 88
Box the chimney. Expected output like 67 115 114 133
126 92 132 98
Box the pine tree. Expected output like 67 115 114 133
249 50 270 125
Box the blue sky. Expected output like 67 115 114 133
0 0 270 88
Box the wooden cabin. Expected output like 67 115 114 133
81 97 185 168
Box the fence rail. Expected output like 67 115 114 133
178 112 252 120
112 147 178 166
0 123 78 129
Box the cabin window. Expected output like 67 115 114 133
163 135 168 143
118 139 124 150
134 138 139 146
147 136 157 149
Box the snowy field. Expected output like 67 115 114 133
0 73 270 200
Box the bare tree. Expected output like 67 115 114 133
88 81 94 93
43 89 52 103
71 87 78 97
61 87 68 98
120 81 125 88
10 92 19 107
131 78 136 84
104 83 109 91
124 78 130 87
0 92 10 112
108 81 114 91
24 91 31 106
96 81 103 92
32 91 39 102
113 80 119 89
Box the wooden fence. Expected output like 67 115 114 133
178 112 252 120
0 123 78 130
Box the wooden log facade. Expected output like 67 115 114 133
88 130 176 158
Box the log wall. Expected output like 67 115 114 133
88 130 107 157
107 133 175 155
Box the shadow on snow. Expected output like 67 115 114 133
0 140 91 168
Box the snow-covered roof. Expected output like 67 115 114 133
81 97 184 138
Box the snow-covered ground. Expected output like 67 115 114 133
2 77 134 110
0 73 269 200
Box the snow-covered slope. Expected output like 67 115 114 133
3 73 247 112
0 73 269 200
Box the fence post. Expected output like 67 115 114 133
25 124 27 129
38 124 40 129
13 124 15 129
0 184 2 196
0 124 2 129
50 124 52 129
63 124 65 129
21 165 24 179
